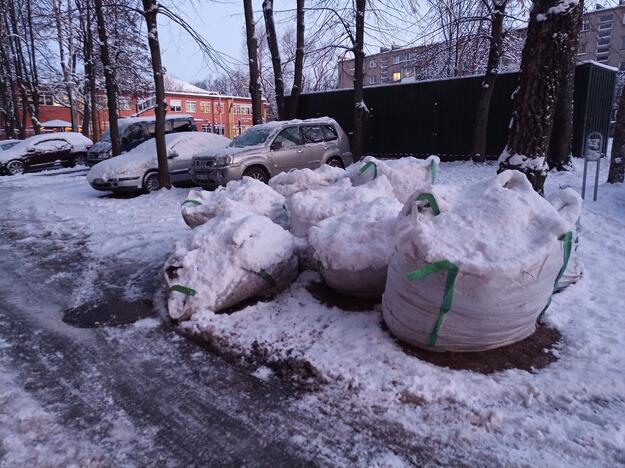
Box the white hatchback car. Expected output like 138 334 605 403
87 132 230 193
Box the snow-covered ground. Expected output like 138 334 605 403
1 160 624 465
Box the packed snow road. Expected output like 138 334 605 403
0 168 431 466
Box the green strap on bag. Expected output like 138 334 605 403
406 260 459 347
169 284 197 296
182 199 202 207
358 161 378 179
431 158 438 184
416 193 441 215
255 269 276 287
538 231 573 322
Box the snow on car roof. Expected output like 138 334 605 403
0 132 93 162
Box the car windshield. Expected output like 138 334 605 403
100 121 135 142
229 127 272 148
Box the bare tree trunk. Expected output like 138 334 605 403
94 0 121 155
52 0 77 132
142 0 171 190
352 0 368 162
262 0 285 120
25 0 40 134
609 84 625 183
498 0 581 195
547 0 583 171
244 0 263 124
86 0 98 140
287 0 305 119
471 0 506 163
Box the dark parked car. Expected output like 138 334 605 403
86 115 196 166
0 132 93 176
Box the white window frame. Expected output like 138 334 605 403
185 100 197 113
369 75 376 85
170 99 181 112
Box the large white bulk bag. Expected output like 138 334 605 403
181 177 288 229
547 188 583 292
383 170 577 352
309 197 402 299
287 175 395 238
347 155 439 203
165 213 298 321
268 164 348 198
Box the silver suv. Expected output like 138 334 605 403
190 117 352 187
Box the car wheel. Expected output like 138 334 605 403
243 166 269 184
6 160 25 175
75 153 86 166
62 157 76 168
143 172 161 192
326 157 344 169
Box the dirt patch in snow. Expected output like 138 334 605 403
63 299 155 328
306 280 380 312
391 323 561 374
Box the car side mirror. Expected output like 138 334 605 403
26 145 36 153
271 141 283 151
168 151 179 159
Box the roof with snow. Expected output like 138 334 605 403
164 76 218 96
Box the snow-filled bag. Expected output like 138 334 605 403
165 213 298 321
310 197 402 299
382 170 579 352
269 164 348 198
347 155 439 203
181 177 289 229
547 188 583 292
287 175 396 238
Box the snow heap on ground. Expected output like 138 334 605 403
309 196 402 299
287 176 396 238
165 212 298 321
181 177 288 229
268 164 348 198
383 170 580 352
347 155 439 203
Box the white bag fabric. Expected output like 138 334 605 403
181 177 288 229
347 155 439 203
310 197 402 299
383 170 578 352
268 164 348 198
287 176 396 238
165 213 298 321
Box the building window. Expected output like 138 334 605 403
137 96 156 112
202 124 212 132
200 101 211 113
599 22 613 31
214 124 225 135
598 29 612 38
185 101 197 113
170 99 181 112
598 37 611 46
214 102 224 114
369 75 376 85
600 14 614 22
368 60 376 69
582 19 590 31
392 71 401 82
392 55 400 64
118 97 131 111
38 93 54 106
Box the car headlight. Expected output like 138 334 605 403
214 155 234 166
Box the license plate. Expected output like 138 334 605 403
195 174 209 181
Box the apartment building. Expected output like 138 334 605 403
338 4 625 89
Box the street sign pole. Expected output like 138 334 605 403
582 132 603 202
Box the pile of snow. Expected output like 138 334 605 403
165 212 298 321
269 165 347 198
87 132 229 182
181 177 288 229
309 197 402 299
287 176 395 238
347 155 439 203
383 170 580 352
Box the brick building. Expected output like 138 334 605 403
338 4 625 89
1 77 267 140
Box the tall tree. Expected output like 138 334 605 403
498 0 582 194
94 0 121 156
287 0 305 119
141 0 171 190
243 0 263 124
352 0 367 161
547 0 584 170
609 88 625 183
262 0 285 119
52 0 78 131
471 0 507 163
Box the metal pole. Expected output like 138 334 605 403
593 158 600 201
582 159 588 200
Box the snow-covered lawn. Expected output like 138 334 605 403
1 161 624 465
